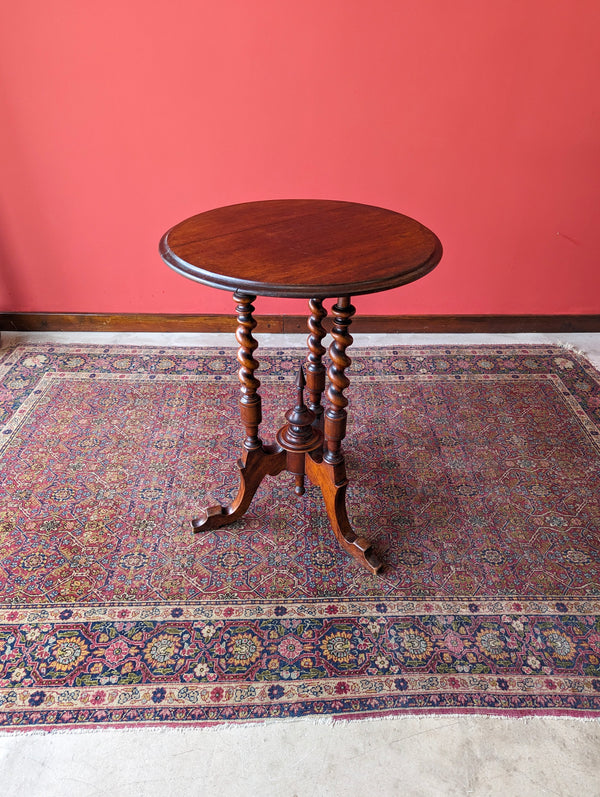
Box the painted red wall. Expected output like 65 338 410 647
1 1 599 316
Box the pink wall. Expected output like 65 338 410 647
1 1 599 316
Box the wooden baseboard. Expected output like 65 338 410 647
1 313 600 334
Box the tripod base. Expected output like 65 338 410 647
192 444 382 575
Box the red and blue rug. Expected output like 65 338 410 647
1 343 600 729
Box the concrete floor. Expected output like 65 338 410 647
1 331 599 797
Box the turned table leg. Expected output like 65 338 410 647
191 291 286 531
307 296 382 574
235 290 262 451
324 296 354 465
306 298 327 436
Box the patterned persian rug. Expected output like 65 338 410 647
1 343 600 730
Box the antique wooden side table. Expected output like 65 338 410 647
159 200 442 574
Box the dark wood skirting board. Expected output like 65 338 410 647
1 313 600 334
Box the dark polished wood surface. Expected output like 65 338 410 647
160 199 442 298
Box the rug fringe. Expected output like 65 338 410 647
1 711 598 737
555 340 589 357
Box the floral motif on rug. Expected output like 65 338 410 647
1 343 600 729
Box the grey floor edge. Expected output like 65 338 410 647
2 330 600 367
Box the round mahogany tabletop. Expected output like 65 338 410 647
159 199 442 299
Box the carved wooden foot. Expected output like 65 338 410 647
192 444 287 531
305 453 382 575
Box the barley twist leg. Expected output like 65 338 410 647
324 296 354 464
191 290 286 531
234 291 263 450
307 296 382 573
306 297 327 438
